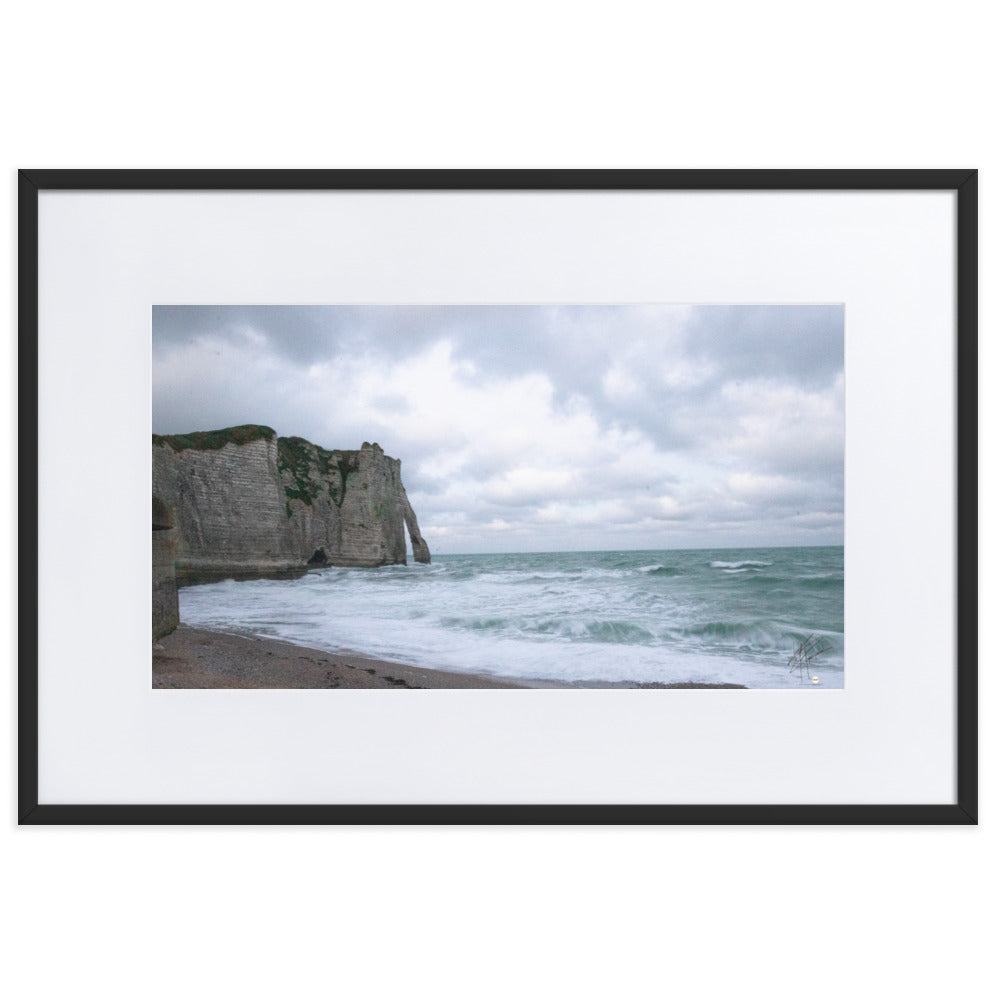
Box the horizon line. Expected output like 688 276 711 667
420 542 845 557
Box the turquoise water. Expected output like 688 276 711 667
180 546 844 688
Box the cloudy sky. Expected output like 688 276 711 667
152 304 843 554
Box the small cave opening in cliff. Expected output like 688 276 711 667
307 547 328 566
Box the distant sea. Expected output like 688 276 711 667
180 546 844 689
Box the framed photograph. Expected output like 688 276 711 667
19 169 977 824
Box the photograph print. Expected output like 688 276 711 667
152 304 844 690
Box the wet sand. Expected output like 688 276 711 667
153 625 746 689
153 625 526 688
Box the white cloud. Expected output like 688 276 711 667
153 305 844 552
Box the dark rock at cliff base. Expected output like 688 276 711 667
152 426 431 580
152 496 174 531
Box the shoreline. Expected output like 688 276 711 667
153 624 747 689
153 625 526 688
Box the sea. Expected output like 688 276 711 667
179 546 844 689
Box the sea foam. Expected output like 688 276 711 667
180 547 844 688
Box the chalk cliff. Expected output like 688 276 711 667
152 425 431 582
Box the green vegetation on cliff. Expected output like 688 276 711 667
277 436 324 508
277 435 359 511
153 425 276 452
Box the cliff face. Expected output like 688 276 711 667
152 425 431 582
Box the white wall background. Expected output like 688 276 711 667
2 3 995 998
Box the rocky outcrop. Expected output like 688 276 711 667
152 497 180 637
402 494 431 564
152 425 431 583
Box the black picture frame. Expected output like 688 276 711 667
18 169 978 825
